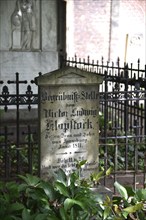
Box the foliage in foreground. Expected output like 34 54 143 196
0 161 146 220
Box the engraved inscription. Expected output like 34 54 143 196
40 86 99 178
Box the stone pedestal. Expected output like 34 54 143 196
35 66 103 179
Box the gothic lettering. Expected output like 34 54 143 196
41 90 98 103
41 87 99 177
45 119 93 133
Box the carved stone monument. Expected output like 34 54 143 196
0 0 61 94
35 66 103 179
10 0 38 51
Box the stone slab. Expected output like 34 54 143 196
36 67 103 179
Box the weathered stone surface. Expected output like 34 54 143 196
0 0 59 91
36 66 103 179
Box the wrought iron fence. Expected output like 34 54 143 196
63 56 146 190
0 56 146 190
0 73 39 180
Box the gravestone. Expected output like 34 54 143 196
35 66 103 179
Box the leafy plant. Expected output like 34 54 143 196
98 181 146 220
0 161 146 220
0 161 104 220
0 181 24 220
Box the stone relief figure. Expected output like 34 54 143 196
10 0 37 51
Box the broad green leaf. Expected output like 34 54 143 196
70 207 76 220
136 189 146 201
19 174 40 187
70 172 78 186
55 168 67 186
40 181 57 200
18 183 28 192
103 206 111 219
59 206 69 220
35 213 49 220
122 211 129 219
123 203 143 213
5 182 19 200
124 186 135 197
6 182 18 192
9 202 24 212
22 208 31 220
54 181 70 197
64 198 85 211
114 181 128 200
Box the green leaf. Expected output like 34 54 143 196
105 167 113 176
41 181 57 201
9 202 24 212
64 198 85 211
70 207 76 220
19 174 40 187
55 168 67 186
6 182 18 192
114 182 128 200
5 182 19 200
22 208 32 220
136 189 146 201
123 203 143 213
124 186 135 197
76 160 87 169
90 170 104 183
47 216 60 220
70 172 78 188
18 183 28 192
78 160 87 167
11 216 22 220
77 211 89 220
113 217 123 220
35 213 49 220
59 206 69 220
103 206 111 219
54 181 70 197
122 211 129 219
